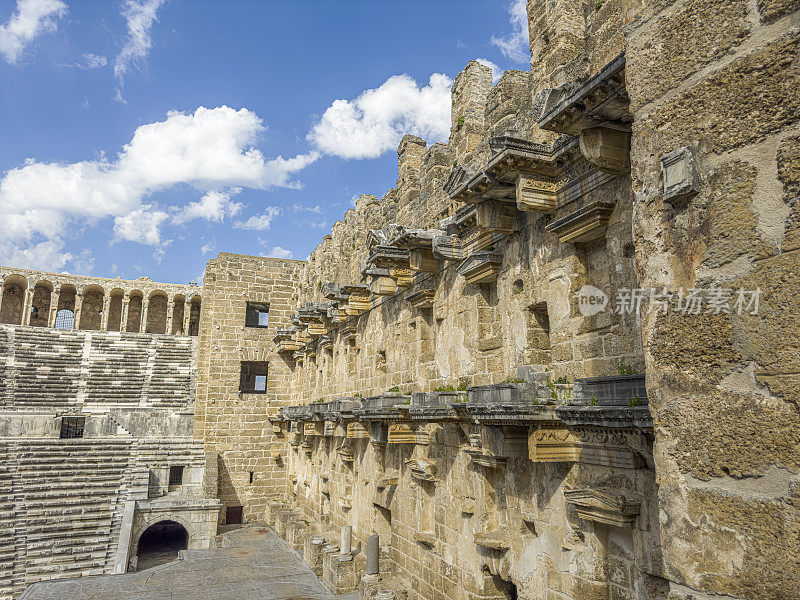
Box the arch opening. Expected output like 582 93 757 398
0 278 27 325
146 292 168 334
136 520 188 571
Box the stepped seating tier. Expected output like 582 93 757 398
0 325 196 410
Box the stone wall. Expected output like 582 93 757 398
193 253 304 523
624 0 800 598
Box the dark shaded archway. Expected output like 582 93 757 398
136 520 188 571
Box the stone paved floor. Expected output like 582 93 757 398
19 526 335 600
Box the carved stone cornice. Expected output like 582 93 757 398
457 252 503 284
564 487 640 527
545 200 616 244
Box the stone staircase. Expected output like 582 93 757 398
6 439 135 595
8 329 83 408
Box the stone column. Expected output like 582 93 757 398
121 295 130 332
183 305 191 337
366 534 379 575
100 295 110 330
48 286 61 328
72 291 83 330
166 300 175 335
21 286 34 326
140 301 149 334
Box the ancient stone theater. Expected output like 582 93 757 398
1 0 799 599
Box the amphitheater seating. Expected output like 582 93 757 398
85 335 151 404
0 329 8 409
9 329 83 408
0 325 196 410
9 439 134 589
0 442 15 599
143 337 194 408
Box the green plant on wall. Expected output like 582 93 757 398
457 115 465 129
618 363 640 376
590 394 599 406
627 396 645 407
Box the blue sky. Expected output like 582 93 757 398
0 0 529 284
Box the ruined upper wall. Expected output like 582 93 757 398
0 265 201 335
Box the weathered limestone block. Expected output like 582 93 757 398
578 127 630 172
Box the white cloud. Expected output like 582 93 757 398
113 205 169 245
490 0 530 64
0 106 316 263
265 246 293 259
291 203 322 214
234 206 280 231
173 189 243 224
476 58 502 84
71 53 107 69
0 0 67 64
308 73 452 159
114 0 165 101
200 240 215 256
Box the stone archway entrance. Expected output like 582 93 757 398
136 520 188 571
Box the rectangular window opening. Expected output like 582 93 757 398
60 416 85 439
169 465 185 486
240 361 269 393
245 302 270 328
249 471 254 484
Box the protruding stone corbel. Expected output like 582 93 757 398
405 458 437 482
529 423 580 462
564 487 640 527
578 127 630 172
515 173 557 213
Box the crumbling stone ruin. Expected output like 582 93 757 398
2 1 800 599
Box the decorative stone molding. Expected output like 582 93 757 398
371 275 398 296
432 234 465 261
376 471 399 489
564 487 640 527
408 248 441 272
458 252 503 284
405 289 435 310
528 424 580 462
537 53 629 136
515 173 558 213
579 127 630 172
545 201 616 244
346 421 370 439
388 422 417 444
304 421 324 436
